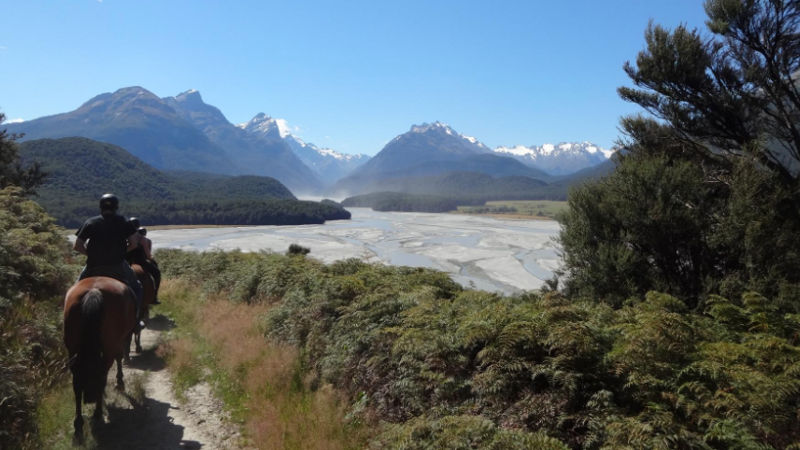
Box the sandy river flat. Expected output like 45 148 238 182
149 208 561 295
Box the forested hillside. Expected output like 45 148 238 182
18 137 350 227
340 171 573 212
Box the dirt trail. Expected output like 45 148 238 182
91 314 246 449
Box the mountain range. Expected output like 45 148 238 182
494 142 614 175
6 87 614 198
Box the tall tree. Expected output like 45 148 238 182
559 0 800 306
618 0 800 182
0 112 45 194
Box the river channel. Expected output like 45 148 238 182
150 208 561 295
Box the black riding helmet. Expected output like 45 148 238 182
128 217 141 229
137 227 147 236
99 193 119 214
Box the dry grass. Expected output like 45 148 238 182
196 299 365 450
160 279 367 449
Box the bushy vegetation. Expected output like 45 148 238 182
18 137 351 227
156 248 800 448
152 6 800 446
0 114 78 449
559 0 800 308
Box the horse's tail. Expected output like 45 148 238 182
77 288 106 404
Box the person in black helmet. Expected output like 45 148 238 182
74 193 144 324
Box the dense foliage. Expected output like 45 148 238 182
0 116 77 449
0 113 45 194
18 137 350 227
559 0 800 307
342 192 474 213
158 249 800 448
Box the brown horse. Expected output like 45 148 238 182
63 277 137 440
130 263 155 354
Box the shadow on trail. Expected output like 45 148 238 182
146 313 176 332
87 313 204 449
90 394 202 450
126 346 166 371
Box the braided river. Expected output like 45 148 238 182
150 208 561 295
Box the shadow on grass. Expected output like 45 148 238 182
145 313 176 332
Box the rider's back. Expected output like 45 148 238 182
77 214 133 267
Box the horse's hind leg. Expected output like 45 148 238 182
92 395 103 423
72 372 84 443
115 356 125 391
135 328 143 353
125 331 133 363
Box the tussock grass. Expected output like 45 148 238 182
159 278 368 449
34 386 90 450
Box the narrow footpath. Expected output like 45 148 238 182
91 314 246 449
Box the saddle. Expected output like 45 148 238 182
81 264 129 284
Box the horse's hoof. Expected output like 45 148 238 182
73 416 84 438
136 345 143 353
72 431 85 446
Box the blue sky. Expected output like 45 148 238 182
1 1 708 155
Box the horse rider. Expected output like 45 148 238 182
73 193 144 326
125 217 161 304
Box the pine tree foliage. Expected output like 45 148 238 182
560 0 800 306
0 113 45 195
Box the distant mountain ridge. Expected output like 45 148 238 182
334 122 551 196
9 86 239 174
239 113 369 185
6 87 614 195
5 87 335 193
163 90 324 192
494 142 614 175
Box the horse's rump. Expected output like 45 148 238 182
63 277 137 403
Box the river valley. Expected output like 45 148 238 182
150 208 561 295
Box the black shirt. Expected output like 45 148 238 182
76 214 137 267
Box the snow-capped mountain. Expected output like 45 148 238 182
493 142 614 176
238 113 289 139
405 121 492 152
239 113 369 185
333 121 550 195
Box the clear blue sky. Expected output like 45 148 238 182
1 1 708 155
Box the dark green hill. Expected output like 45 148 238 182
19 137 348 227
341 172 569 212
19 137 177 203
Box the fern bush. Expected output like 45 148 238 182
0 187 78 449
158 249 800 448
